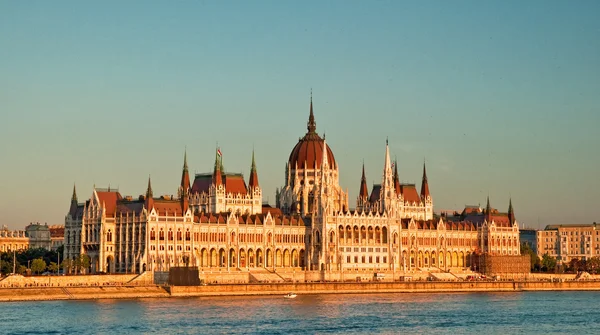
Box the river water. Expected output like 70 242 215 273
1 291 599 334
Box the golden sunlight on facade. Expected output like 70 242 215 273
64 98 521 277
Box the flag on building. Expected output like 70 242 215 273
217 148 222 157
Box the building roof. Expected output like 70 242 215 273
288 98 336 170
96 191 123 216
191 173 249 195
400 184 420 203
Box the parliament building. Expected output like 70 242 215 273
64 98 521 277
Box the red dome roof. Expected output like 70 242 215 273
288 98 336 169
288 135 336 169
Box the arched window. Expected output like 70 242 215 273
329 231 335 244
150 229 156 240
159 229 165 240
185 229 191 241
177 229 182 241
107 229 112 242
168 229 174 241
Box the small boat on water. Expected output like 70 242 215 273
284 292 297 299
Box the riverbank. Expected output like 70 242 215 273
4 280 600 302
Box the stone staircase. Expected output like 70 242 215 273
248 269 285 283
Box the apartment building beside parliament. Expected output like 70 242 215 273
64 98 521 274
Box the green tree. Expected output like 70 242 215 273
17 265 27 275
0 259 11 275
541 253 557 272
61 259 73 274
48 262 59 274
586 257 600 274
31 258 47 274
76 254 90 274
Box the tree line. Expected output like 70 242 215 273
0 246 91 276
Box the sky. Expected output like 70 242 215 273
1 1 599 230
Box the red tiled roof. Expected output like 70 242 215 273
262 205 282 216
152 200 184 216
96 191 123 217
191 173 249 196
400 184 420 203
288 136 336 170
223 174 247 195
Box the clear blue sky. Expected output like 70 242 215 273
1 1 599 230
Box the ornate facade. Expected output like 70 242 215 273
65 97 521 275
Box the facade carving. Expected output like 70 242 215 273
65 97 521 274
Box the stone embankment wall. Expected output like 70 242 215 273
0 272 154 288
170 280 600 297
0 286 169 302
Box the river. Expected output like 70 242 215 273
1 291 598 334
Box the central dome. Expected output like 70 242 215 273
288 99 337 170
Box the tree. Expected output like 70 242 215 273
17 265 27 275
0 260 11 275
586 257 600 274
61 259 73 274
48 262 59 274
76 254 90 274
541 254 557 272
31 258 46 274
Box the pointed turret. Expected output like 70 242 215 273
485 196 492 222
213 148 223 187
179 150 190 212
321 137 329 170
380 138 395 212
71 184 78 203
420 161 430 200
69 183 78 216
307 93 316 134
359 162 369 200
180 149 190 194
145 176 154 210
508 198 515 225
393 159 401 196
248 149 259 190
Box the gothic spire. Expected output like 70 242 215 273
248 149 259 189
420 160 430 200
307 93 316 134
393 158 401 196
508 197 515 224
359 162 369 199
71 183 77 203
485 196 492 222
145 176 154 210
146 176 153 198
180 149 190 194
213 147 223 186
